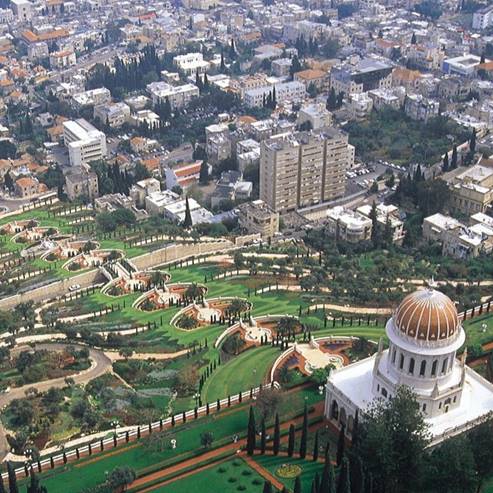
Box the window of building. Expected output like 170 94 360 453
408 358 415 375
431 359 438 376
439 402 442 409
441 359 447 374
399 353 404 370
381 388 388 398
422 403 427 412
391 347 396 364
420 360 426 377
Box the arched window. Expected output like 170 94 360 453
399 353 404 370
422 403 427 412
431 359 438 376
408 358 415 375
382 388 388 398
441 359 447 374
419 360 426 377
391 347 396 364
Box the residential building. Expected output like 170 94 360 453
63 119 107 167
349 93 373 120
72 88 112 109
237 139 260 173
65 169 99 201
404 94 440 122
330 58 393 96
423 212 493 259
14 176 45 198
244 81 306 108
260 128 352 213
163 197 213 225
297 103 333 130
473 5 493 30
236 199 279 239
164 161 202 191
11 0 32 21
446 165 493 215
146 81 199 109
49 50 76 69
272 58 293 78
95 193 134 212
94 102 131 128
145 190 180 215
173 52 210 76
326 206 372 243
356 203 405 244
294 69 328 91
368 88 402 111
130 177 161 208
210 171 252 208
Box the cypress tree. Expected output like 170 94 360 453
442 152 449 172
7 462 18 493
319 456 336 493
313 429 319 461
470 128 476 155
246 406 256 455
199 158 209 184
336 425 346 466
299 403 308 459
294 476 302 493
336 457 351 493
288 424 295 457
260 419 266 454
273 413 280 455
349 454 364 493
451 144 458 169
183 196 192 228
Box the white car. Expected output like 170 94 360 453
69 284 81 292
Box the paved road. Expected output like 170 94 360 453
0 343 112 460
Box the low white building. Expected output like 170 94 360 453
164 197 213 225
173 52 210 76
146 81 199 109
94 102 131 128
356 203 404 244
326 206 372 243
72 87 112 109
244 81 306 107
325 288 493 445
49 50 76 69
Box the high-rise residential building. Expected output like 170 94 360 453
260 128 352 213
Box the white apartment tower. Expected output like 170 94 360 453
260 128 352 213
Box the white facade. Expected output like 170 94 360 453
11 0 32 21
473 6 493 30
244 81 306 108
325 289 493 445
63 119 107 167
173 52 210 76
146 81 199 109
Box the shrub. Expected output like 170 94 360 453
217 466 227 474
227 477 237 483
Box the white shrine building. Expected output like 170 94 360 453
325 288 493 445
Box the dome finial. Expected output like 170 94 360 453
426 277 438 290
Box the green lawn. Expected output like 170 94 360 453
148 458 265 493
201 346 280 403
464 313 493 349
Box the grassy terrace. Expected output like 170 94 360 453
146 458 266 493
23 386 322 493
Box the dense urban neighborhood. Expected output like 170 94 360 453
0 0 493 491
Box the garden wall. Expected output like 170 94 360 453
0 269 103 310
131 239 236 270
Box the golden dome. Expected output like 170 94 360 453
394 289 459 342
